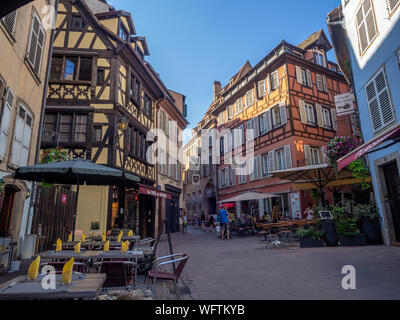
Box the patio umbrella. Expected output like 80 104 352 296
219 203 235 209
269 164 354 205
13 159 141 240
220 191 279 203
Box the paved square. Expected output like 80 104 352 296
157 227 400 300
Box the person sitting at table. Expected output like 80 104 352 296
278 213 286 221
302 203 315 220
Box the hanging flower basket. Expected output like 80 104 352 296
40 148 70 164
325 136 360 168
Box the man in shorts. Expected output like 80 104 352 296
218 206 230 239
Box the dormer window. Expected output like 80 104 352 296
119 25 129 41
314 51 326 67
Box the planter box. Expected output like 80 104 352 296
299 236 325 248
338 233 367 246
362 218 383 245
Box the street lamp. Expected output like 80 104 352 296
115 116 129 229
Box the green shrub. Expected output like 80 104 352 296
353 201 380 221
296 226 325 240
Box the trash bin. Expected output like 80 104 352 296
21 234 37 260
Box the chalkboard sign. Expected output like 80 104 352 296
319 211 333 220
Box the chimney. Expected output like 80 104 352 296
213 81 221 101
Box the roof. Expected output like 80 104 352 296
298 29 332 51
95 10 137 35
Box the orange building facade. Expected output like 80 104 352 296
212 31 359 218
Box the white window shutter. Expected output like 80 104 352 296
10 113 24 167
266 110 272 132
266 75 271 94
304 145 311 166
257 155 262 179
284 145 292 169
279 102 287 125
299 100 307 124
316 75 323 91
331 109 338 131
322 76 328 92
316 104 323 127
0 88 14 160
268 151 275 172
306 70 313 87
296 66 302 84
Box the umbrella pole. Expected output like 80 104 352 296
72 181 80 242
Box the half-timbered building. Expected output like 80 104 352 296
37 0 172 241
212 30 359 219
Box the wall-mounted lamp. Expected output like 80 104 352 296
117 116 129 132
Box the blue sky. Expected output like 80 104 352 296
108 0 341 133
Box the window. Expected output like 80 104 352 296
259 110 272 135
304 145 322 166
299 100 316 125
296 66 312 87
233 124 244 148
322 107 332 128
258 80 266 98
245 90 254 108
10 105 32 167
27 14 45 75
50 56 93 81
0 88 14 160
134 80 141 106
275 148 285 171
262 153 273 177
316 74 328 92
235 98 243 114
270 71 279 91
246 118 259 142
71 15 86 30
43 113 88 145
388 0 400 14
220 136 224 155
97 68 105 84
273 146 292 171
227 105 234 121
144 95 152 118
365 68 395 132
119 25 129 41
218 112 226 125
271 103 287 128
249 156 262 181
1 10 18 36
237 161 247 184
314 52 326 67
94 125 102 143
357 0 377 54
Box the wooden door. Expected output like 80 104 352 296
0 186 16 237
383 161 400 242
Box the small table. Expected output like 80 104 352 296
88 236 140 242
0 274 106 300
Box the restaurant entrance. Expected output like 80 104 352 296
383 161 400 242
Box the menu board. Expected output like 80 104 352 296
290 192 301 219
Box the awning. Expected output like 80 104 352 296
337 123 400 171
292 176 372 191
220 191 279 203
138 185 172 199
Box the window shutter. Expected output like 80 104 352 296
306 70 313 87
249 158 255 181
296 66 303 84
256 155 262 179
246 119 254 142
299 100 307 124
331 109 338 131
316 75 323 91
268 151 275 172
316 104 323 127
10 108 25 166
1 10 18 35
27 15 45 75
0 88 14 160
266 110 272 133
304 145 311 166
321 146 328 164
266 75 271 94
322 76 328 92
283 146 292 169
279 102 287 125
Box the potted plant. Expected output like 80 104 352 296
90 221 100 235
297 226 325 248
333 209 367 246
353 201 382 245
316 206 339 247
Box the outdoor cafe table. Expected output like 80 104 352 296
87 235 140 242
39 250 101 263
0 273 106 300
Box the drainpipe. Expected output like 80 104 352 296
25 0 59 236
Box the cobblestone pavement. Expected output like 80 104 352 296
155 226 400 300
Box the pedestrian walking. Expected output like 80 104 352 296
183 212 188 234
208 214 214 232
218 206 230 239
201 211 206 232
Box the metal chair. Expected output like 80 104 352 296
94 260 136 290
147 253 189 300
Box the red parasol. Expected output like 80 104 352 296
219 203 235 209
